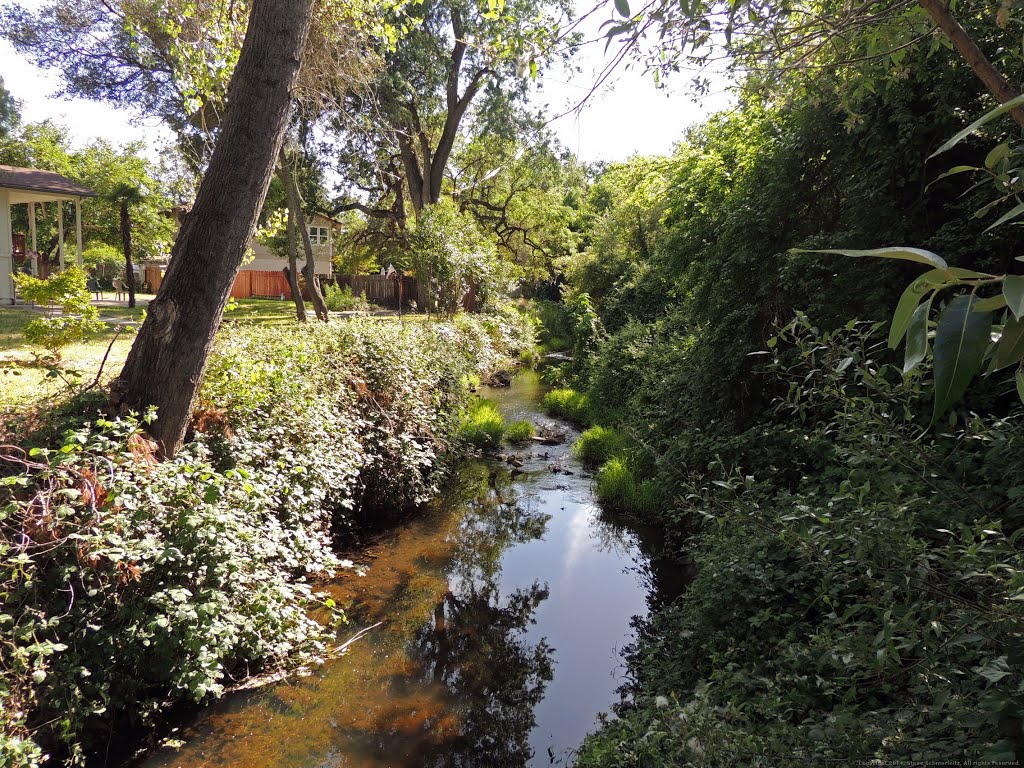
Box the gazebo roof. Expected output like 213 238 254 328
0 165 96 204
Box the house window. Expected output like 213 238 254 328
309 226 329 245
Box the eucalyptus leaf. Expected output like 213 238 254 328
903 300 931 374
994 316 1024 371
1003 274 1024 318
983 201 1024 232
793 247 948 269
931 295 993 423
930 95 1024 159
614 0 631 17
889 280 930 349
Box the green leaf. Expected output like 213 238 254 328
927 165 977 191
994 316 1024 371
985 141 1011 169
889 279 933 348
930 94 1024 159
614 0 631 16
1017 368 1024 404
932 295 993 423
984 201 1024 232
1003 274 1024 318
903 300 931 373
976 655 1011 683
792 247 947 269
973 294 1007 312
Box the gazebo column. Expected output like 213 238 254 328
75 196 83 265
28 201 38 276
57 200 64 269
0 189 12 304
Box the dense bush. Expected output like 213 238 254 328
0 312 534 766
322 283 370 312
577 319 1024 765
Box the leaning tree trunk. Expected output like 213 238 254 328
110 0 315 457
284 205 306 322
918 0 1024 128
277 154 329 321
119 200 136 308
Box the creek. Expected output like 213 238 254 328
141 371 656 768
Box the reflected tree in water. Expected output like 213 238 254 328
412 460 555 766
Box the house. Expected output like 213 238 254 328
0 165 96 304
147 212 340 299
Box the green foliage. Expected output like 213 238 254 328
572 425 626 466
0 312 536 765
458 398 506 451
503 419 535 444
323 283 370 312
12 266 104 359
408 199 507 315
81 242 124 279
579 319 1024 766
541 387 590 427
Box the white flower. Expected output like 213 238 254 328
655 695 670 709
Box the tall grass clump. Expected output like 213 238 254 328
542 387 590 426
458 398 506 450
573 425 626 465
504 419 536 444
595 457 664 517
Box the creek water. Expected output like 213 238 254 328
142 371 653 768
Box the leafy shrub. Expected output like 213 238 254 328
408 199 508 315
458 398 506 450
542 387 590 426
323 282 369 312
1 312 535 765
504 420 535 444
572 425 626 465
579 319 1024 765
12 266 104 359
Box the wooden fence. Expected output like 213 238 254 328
230 270 292 299
333 274 477 312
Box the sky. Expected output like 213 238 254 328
0 2 734 164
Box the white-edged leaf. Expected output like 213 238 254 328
930 95 1024 159
792 247 948 269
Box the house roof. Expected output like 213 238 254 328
0 165 97 201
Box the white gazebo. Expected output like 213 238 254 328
0 165 96 304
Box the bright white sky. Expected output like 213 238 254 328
0 1 734 164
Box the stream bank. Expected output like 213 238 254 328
138 371 663 767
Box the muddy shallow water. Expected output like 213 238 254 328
142 371 653 768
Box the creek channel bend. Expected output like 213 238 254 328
143 371 655 768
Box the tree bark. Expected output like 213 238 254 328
284 205 307 322
277 154 329 321
110 0 315 457
919 0 1024 128
120 200 136 308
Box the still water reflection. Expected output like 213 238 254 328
143 371 650 768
